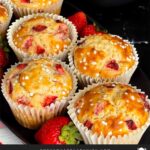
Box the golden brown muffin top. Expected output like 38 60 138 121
13 16 71 56
74 34 136 79
6 58 73 108
75 83 149 137
0 4 8 24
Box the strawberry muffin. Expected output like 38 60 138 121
10 0 64 17
0 0 12 36
1 57 77 129
7 13 77 61
68 83 150 144
69 34 138 86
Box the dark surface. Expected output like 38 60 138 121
0 0 150 145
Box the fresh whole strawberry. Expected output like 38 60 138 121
68 11 87 33
35 116 82 144
80 25 96 37
0 48 7 68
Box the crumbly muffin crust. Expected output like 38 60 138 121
74 34 136 79
75 83 149 137
6 58 73 108
13 16 71 56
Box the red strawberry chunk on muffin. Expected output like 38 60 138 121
84 120 93 129
36 46 45 54
23 37 33 49
32 25 47 32
94 102 107 115
17 64 28 69
43 96 58 107
21 0 30 3
17 96 32 106
138 93 150 111
106 60 119 70
56 23 69 40
55 64 64 74
125 120 137 130
138 93 146 101
144 101 150 111
8 81 13 94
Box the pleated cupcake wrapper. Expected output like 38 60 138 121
67 82 150 144
10 0 64 17
68 35 139 87
0 0 13 36
7 13 78 61
1 56 78 129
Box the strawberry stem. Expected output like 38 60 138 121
59 122 82 144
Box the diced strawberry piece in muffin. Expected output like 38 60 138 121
21 0 30 3
84 120 93 129
23 37 33 49
36 46 45 54
43 96 58 107
55 64 64 74
8 81 13 94
94 102 107 115
144 101 150 111
32 25 47 32
104 83 116 88
125 120 137 130
138 93 146 101
56 23 69 40
106 60 119 70
17 96 32 106
17 64 28 69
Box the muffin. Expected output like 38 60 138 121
10 0 64 17
68 83 150 144
69 34 138 86
7 13 77 61
0 0 13 36
1 57 77 129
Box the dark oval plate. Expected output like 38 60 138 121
0 0 150 144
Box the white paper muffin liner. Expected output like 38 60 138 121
10 0 64 17
7 13 77 61
67 82 150 144
0 0 13 36
68 35 139 87
1 56 77 129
